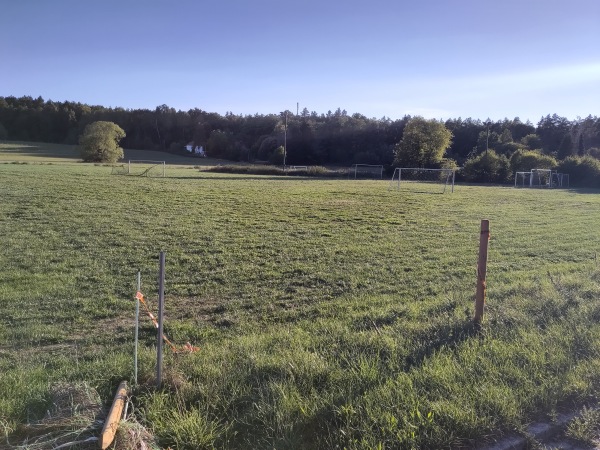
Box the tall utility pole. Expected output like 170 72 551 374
283 111 287 169
485 120 491 155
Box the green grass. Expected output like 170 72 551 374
0 140 223 165
1 159 600 449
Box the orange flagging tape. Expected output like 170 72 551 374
135 291 199 353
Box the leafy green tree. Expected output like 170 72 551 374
394 117 452 167
269 146 285 165
495 129 525 156
207 130 233 159
557 134 573 160
499 128 513 144
558 156 600 188
509 149 557 174
462 150 510 183
537 114 571 154
476 130 500 153
257 136 278 160
520 134 542 150
444 117 482 163
588 147 600 159
79 121 125 162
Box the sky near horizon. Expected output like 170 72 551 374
2 0 599 123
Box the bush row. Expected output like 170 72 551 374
461 150 600 188
203 155 600 188
202 165 348 178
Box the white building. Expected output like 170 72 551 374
185 142 206 157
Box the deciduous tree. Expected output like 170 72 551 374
393 117 452 167
463 150 510 183
520 133 542 150
79 121 125 163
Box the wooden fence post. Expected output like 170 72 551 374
474 220 490 324
100 381 128 449
157 252 165 389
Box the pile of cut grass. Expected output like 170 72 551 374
1 162 600 448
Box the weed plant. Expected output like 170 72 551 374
1 163 600 448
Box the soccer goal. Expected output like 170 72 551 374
389 167 456 193
514 169 569 188
112 160 166 177
349 164 384 179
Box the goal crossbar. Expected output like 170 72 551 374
389 167 456 193
514 169 569 188
127 160 166 177
350 164 384 179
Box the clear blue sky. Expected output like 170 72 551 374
2 0 599 122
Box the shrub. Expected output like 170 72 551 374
269 146 285 165
203 164 347 178
587 148 600 159
257 137 278 161
462 150 510 183
440 158 459 171
439 158 461 181
557 156 600 188
509 149 557 174
305 166 330 176
497 141 525 156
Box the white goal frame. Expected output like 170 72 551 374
514 169 569 188
349 164 384 179
389 167 456 193
127 160 166 177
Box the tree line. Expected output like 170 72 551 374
1 95 600 181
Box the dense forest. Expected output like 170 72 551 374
1 95 599 172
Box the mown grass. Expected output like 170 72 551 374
0 140 221 165
203 164 347 178
1 161 600 449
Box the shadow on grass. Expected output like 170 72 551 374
225 317 482 448
0 142 80 160
403 319 481 371
564 187 600 194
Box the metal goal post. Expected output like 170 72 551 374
514 169 569 188
128 160 166 177
349 164 384 179
389 167 456 193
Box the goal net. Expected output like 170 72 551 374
349 164 384 179
112 160 166 177
514 169 569 188
389 167 456 193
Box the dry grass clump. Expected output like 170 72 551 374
113 416 161 450
8 381 160 450
11 382 102 449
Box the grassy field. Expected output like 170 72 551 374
0 140 224 165
1 156 600 448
